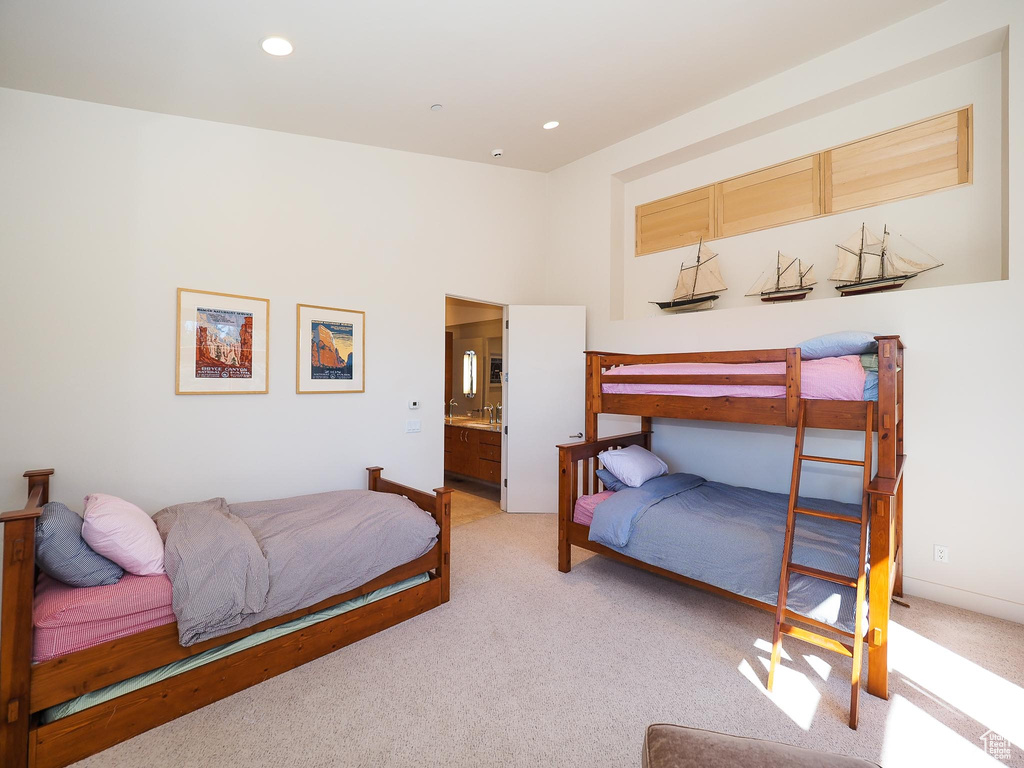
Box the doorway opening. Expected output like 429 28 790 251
444 296 506 527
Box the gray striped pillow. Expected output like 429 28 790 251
36 502 124 587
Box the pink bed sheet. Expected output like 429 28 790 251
602 355 866 401
573 490 615 526
33 572 175 662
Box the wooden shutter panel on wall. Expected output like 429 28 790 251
634 106 972 257
635 185 715 256
715 155 821 238
825 107 971 213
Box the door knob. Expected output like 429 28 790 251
570 432 583 439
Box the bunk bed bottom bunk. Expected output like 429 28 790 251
572 479 865 634
558 431 902 701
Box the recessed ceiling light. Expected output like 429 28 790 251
430 104 443 111
261 37 293 56
543 121 559 130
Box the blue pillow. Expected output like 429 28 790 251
596 468 628 492
798 331 878 360
36 502 124 587
863 371 879 402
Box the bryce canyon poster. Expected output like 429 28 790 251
195 308 254 379
176 288 269 395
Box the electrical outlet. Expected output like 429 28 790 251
405 419 421 433
934 544 949 563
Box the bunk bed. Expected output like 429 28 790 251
557 336 904 705
0 467 451 768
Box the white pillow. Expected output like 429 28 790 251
82 493 165 575
598 445 668 488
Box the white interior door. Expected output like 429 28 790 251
505 305 586 513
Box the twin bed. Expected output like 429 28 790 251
560 336 905 707
0 467 450 768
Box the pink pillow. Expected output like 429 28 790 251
81 494 165 576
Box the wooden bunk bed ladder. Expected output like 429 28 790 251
767 400 874 730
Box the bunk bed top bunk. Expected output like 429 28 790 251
585 335 904 436
563 334 905 706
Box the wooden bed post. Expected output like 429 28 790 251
866 336 903 700
558 444 573 573
585 352 602 443
785 348 801 427
867 492 893 700
432 486 451 604
1 469 52 768
874 337 899 480
894 345 905 598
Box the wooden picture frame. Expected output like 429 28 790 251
296 303 366 394
175 288 269 395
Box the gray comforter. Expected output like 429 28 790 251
589 473 864 633
155 490 439 646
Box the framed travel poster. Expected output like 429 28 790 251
296 304 365 394
176 288 269 394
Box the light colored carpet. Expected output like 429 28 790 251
76 514 1023 768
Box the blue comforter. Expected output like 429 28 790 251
589 474 864 633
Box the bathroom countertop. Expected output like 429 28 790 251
444 418 502 432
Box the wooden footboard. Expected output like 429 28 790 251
367 466 451 603
0 468 451 768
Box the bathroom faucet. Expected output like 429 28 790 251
497 402 502 424
448 399 457 420
484 403 495 424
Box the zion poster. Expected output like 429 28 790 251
310 320 353 380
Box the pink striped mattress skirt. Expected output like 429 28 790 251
33 573 175 662
573 491 615 526
601 355 866 401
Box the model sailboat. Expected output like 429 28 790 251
652 239 727 313
745 251 816 302
831 224 942 296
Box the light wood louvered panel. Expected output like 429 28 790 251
635 185 715 256
716 155 820 238
633 106 972 256
829 109 968 213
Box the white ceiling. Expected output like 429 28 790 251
0 0 943 172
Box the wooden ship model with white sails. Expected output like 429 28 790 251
745 251 816 302
652 239 727 313
832 223 942 296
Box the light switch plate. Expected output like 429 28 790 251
405 419 421 433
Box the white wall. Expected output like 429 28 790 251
0 88 547 511
544 0 1024 622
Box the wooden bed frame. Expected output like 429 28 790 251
558 335 905 701
0 467 451 768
